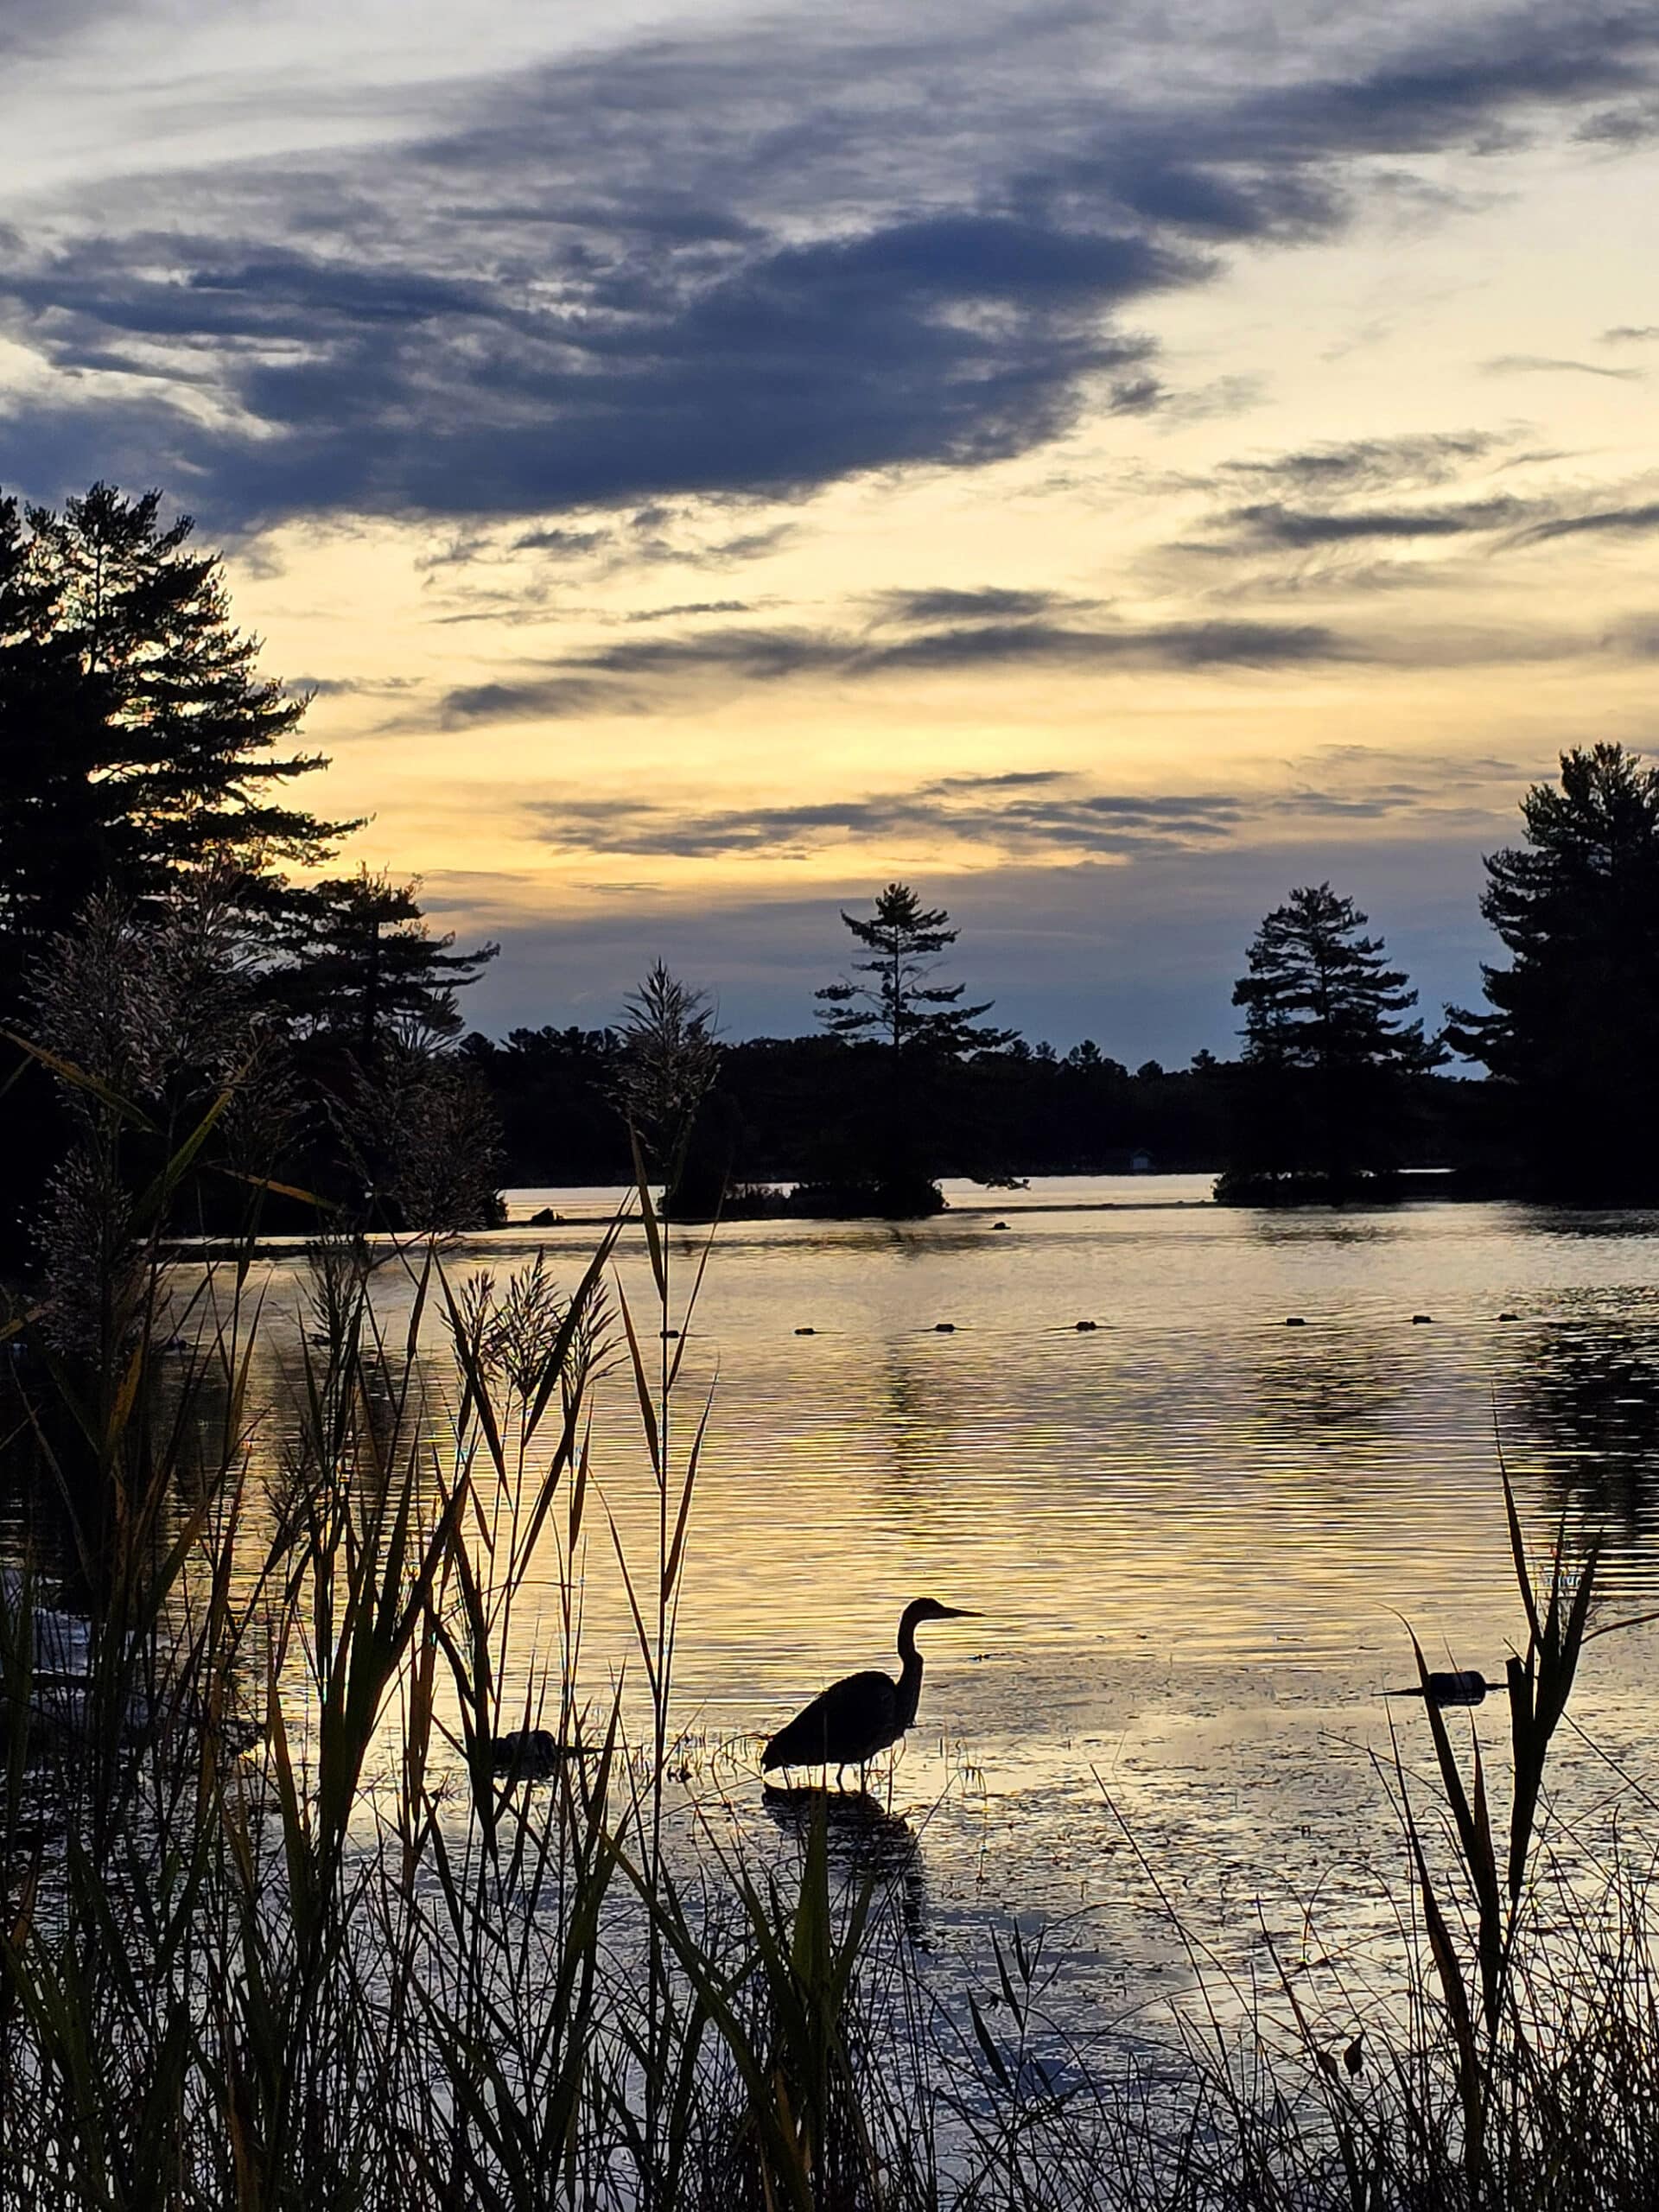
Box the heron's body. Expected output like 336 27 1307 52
762 1599 972 1782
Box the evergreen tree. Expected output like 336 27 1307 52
815 883 1008 1056
814 884 1008 1207
1230 882 1436 1192
1446 743 1659 1195
0 483 355 1001
272 868 499 1055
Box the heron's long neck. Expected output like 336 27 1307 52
895 1619 925 1731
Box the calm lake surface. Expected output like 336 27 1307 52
194 1180 1659 2028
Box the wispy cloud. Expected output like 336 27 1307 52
1510 499 1659 545
1217 494 1532 547
1221 432 1510 493
527 774 1249 861
429 607 1350 724
1481 353 1646 379
521 753 1523 863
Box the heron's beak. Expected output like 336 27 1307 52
940 1606 980 1619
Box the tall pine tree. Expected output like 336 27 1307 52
270 868 499 1056
815 883 1007 1056
814 883 1008 1208
1446 743 1659 1196
1229 882 1437 1195
0 483 355 1002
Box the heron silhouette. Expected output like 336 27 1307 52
761 1598 976 1785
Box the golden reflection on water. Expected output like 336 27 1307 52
164 1185 1659 1976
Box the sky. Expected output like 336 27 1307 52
3 0 1657 1060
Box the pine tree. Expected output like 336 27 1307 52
813 884 1008 1206
815 883 1008 1056
1446 743 1659 1195
1230 882 1436 1192
0 483 356 1001
271 868 499 1055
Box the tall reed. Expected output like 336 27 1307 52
7 1027 1659 2207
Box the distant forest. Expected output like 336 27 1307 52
2 480 1655 1269
462 1027 1493 1195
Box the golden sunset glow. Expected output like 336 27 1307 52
7 0 1658 1050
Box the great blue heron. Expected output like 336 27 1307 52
761 1598 976 1785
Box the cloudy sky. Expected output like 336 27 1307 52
4 0 1656 1058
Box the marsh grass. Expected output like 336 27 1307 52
4 1057 1659 2204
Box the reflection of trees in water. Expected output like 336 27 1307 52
1251 1337 1400 1440
1514 1207 1659 1243
876 1351 963 1496
1516 1324 1659 1542
1246 1217 1395 1251
0 1292 449 1603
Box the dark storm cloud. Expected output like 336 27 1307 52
0 205 1178 524
3 1 1657 527
7 0 118 56
1575 97 1659 143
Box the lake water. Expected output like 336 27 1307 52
216 1177 1659 2041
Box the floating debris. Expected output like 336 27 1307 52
1386 1669 1502 1707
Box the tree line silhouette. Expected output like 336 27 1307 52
1 479 1653 1253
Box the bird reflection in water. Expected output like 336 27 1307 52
761 1784 926 1938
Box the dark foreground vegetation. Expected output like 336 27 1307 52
3 1147 1659 2208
